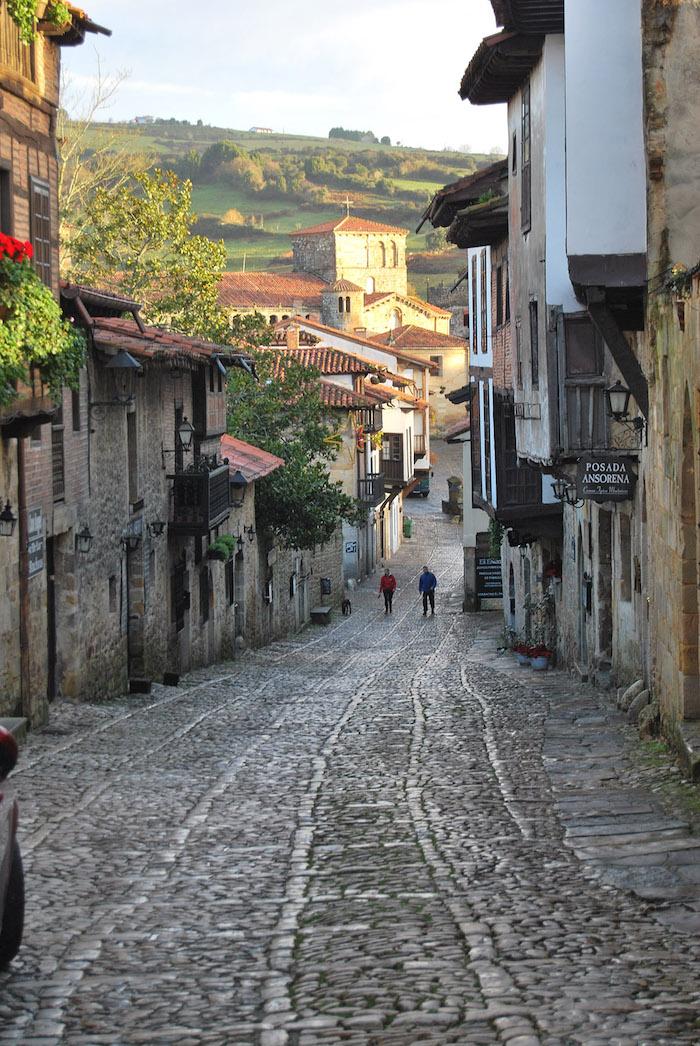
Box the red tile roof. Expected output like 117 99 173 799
444 418 471 442
330 278 363 292
276 316 439 372
220 435 284 482
91 317 251 367
218 272 328 308
362 291 452 318
263 346 374 375
291 216 409 237
319 381 374 409
370 325 467 350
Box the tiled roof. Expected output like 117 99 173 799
444 418 471 442
218 272 329 308
220 435 284 482
319 381 374 409
91 317 251 368
371 325 467 350
263 345 374 375
330 279 363 292
362 291 452 318
363 381 427 409
269 328 321 346
291 216 409 237
275 316 440 372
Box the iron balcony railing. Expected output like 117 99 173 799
169 461 230 536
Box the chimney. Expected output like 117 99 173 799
286 323 300 351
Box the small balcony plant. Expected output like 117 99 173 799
207 534 237 562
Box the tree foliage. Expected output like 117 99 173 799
227 351 363 550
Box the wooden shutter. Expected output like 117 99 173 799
30 178 51 287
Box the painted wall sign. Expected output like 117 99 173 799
577 455 637 503
476 556 503 600
345 541 358 555
28 508 44 578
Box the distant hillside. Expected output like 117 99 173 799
80 120 496 295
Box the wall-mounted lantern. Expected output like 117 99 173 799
148 520 166 537
121 533 141 553
605 380 645 435
75 524 93 554
0 501 17 537
177 417 195 451
552 477 583 508
230 470 248 508
236 534 244 555
244 524 256 542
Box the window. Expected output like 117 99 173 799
480 249 488 353
338 296 344 313
564 317 603 377
391 241 398 267
430 355 443 377
52 405 65 502
346 296 351 313
496 265 503 327
505 262 510 323
380 242 387 267
365 276 375 294
511 130 517 174
389 308 402 329
269 315 277 325
71 387 81 432
0 167 12 234
127 410 139 505
521 83 531 232
529 300 539 387
619 514 632 602
225 556 235 606
30 424 42 445
30 178 51 287
515 319 523 388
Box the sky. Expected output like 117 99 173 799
61 0 507 153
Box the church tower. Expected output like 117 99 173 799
290 216 408 296
322 280 364 331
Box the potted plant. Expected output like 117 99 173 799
529 644 553 671
513 642 531 667
207 534 236 561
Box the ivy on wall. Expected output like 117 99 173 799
5 1 71 44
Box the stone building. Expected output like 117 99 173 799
0 4 109 725
218 216 453 338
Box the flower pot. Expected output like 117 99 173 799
530 656 550 671
515 652 531 667
207 549 228 562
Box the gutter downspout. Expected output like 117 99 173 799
17 436 30 719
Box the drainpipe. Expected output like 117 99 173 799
17 436 30 718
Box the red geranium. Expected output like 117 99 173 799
0 233 33 264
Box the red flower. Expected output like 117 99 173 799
0 233 33 264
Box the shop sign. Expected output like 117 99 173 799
577 455 637 503
345 541 357 554
476 556 503 600
28 508 44 577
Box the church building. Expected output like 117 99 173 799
218 215 453 338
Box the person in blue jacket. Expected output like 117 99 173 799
419 565 437 616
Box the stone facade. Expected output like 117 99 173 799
291 225 407 296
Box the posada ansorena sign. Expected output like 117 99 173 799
577 455 637 503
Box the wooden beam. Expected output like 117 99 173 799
585 291 648 419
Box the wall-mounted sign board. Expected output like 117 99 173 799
577 455 637 503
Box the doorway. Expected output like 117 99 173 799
46 537 57 702
578 526 589 669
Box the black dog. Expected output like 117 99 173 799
341 598 352 616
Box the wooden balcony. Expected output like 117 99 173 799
414 434 426 460
169 462 230 536
358 472 385 506
356 405 383 433
560 377 608 454
383 457 405 485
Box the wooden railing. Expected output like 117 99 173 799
0 9 35 81
358 473 385 506
169 462 230 535
414 434 426 460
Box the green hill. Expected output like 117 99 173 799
82 120 495 295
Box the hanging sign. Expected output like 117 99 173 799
577 455 637 503
28 508 44 577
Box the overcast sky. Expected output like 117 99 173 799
62 0 507 153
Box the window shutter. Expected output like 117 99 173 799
30 179 51 287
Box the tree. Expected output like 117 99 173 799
226 351 363 550
57 63 151 271
380 136 391 146
65 167 269 350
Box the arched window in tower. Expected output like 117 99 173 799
338 297 344 313
380 242 387 268
389 308 402 330
391 241 398 267
345 296 351 313
365 242 370 268
366 276 375 294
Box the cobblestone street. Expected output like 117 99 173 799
2 458 700 1044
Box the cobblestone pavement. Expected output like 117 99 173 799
2 452 700 1043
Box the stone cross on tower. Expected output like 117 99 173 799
343 195 354 217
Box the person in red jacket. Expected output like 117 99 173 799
378 568 397 614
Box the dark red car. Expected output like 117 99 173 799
0 726 23 968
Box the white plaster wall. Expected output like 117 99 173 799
461 438 490 548
564 0 647 258
467 246 493 367
543 36 579 314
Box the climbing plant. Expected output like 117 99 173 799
487 518 506 558
5 1 71 43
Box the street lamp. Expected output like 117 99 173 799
605 380 632 422
230 470 248 508
551 477 569 503
75 524 93 554
0 501 17 537
177 417 195 451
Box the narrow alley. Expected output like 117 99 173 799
2 454 700 1045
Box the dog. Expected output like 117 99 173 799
341 598 352 616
